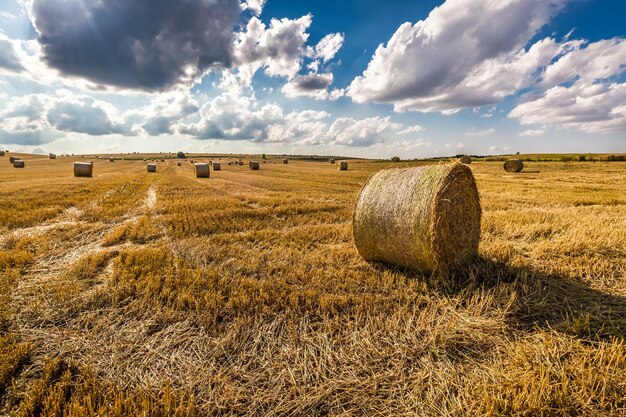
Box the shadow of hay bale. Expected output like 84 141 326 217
370 256 626 341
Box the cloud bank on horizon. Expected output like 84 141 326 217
0 0 624 156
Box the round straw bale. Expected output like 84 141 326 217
109 157 115 162
337 161 348 171
0 151 5 156
330 159 336 164
9 156 17 163
249 161 260 170
147 163 157 173
238 160 244 166
13 160 25 168
74 162 93 177
212 161 221 171
49 153 57 159
459 155 471 164
283 159 289 164
391 156 400 162
353 163 481 274
195 163 210 178
177 162 182 166
503 159 523 172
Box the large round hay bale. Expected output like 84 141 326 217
74 162 93 177
391 156 400 162
212 162 221 171
238 160 244 166
337 161 348 171
459 155 471 164
353 163 481 274
503 159 523 172
13 160 25 168
195 163 210 178
330 159 336 164
0 150 5 156
283 159 289 164
147 163 157 173
249 161 260 170
9 156 17 163
49 153 57 159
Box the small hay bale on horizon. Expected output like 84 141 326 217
460 155 471 164
49 153 57 159
13 160 25 168
238 160 244 166
249 161 260 170
177 162 182 166
337 161 348 171
74 162 93 177
0 150 5 156
283 159 289 164
504 159 524 172
195 163 210 178
213 161 221 171
9 156 17 163
330 159 336 164
147 164 157 173
353 163 481 275
391 156 400 162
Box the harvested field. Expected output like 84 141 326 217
1 154 625 416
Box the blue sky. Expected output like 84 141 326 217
0 0 624 157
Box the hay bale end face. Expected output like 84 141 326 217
353 163 481 275
9 156 17 163
49 153 57 159
337 161 348 171
330 159 336 164
391 156 400 162
195 163 210 178
283 159 289 164
460 156 472 164
74 162 93 177
503 159 524 172
212 162 221 171
147 164 157 173
249 161 260 170
13 160 25 168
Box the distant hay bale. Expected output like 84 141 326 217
13 160 25 168
177 162 182 166
460 156 472 164
212 161 221 171
195 163 210 178
238 160 244 166
161 159 165 162
147 164 157 173
330 159 336 164
109 157 115 162
503 159 524 172
249 161 260 170
49 153 57 159
337 161 348 171
0 150 5 156
9 156 17 163
353 163 481 274
391 156 400 162
283 159 289 164
74 162 93 177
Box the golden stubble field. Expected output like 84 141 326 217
1 153 625 416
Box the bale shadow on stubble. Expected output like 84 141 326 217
375 257 626 342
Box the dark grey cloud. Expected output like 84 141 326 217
289 73 333 91
30 0 241 90
0 38 24 72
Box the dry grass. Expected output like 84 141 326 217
0 154 625 415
